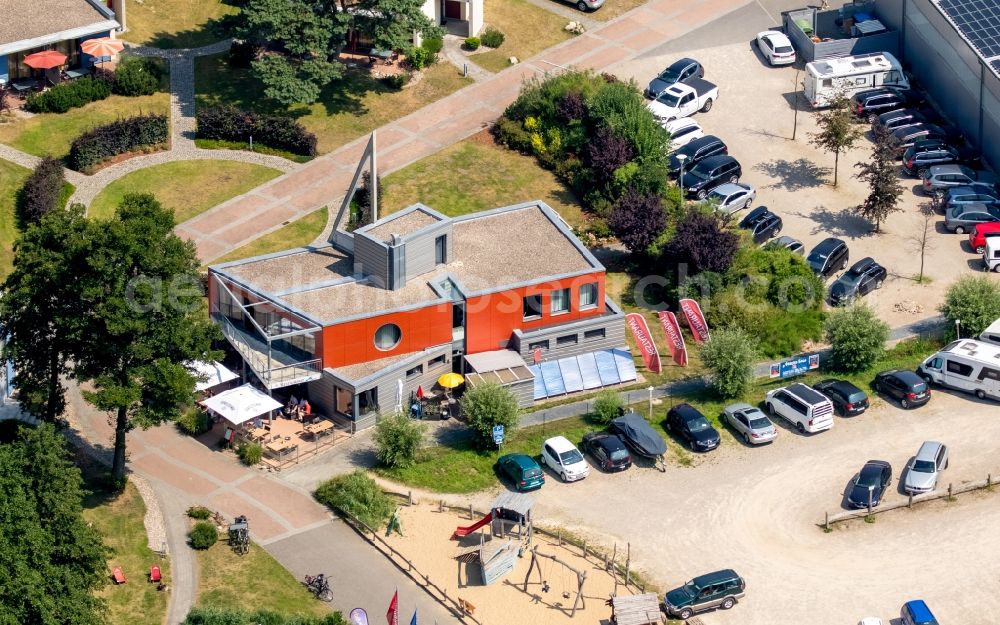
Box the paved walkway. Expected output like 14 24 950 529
440 35 493 83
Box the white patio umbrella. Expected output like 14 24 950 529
190 360 238 392
199 384 283 425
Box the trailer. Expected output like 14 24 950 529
804 51 909 108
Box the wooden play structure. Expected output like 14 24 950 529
453 492 534 587
521 545 588 617
609 593 664 625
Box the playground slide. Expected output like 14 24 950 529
451 512 492 538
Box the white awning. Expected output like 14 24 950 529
199 384 283 425
191 360 239 392
464 350 528 373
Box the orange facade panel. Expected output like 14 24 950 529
322 303 454 369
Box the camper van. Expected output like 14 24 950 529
980 318 1000 347
919 339 1000 401
804 52 910 108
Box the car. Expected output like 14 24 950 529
807 237 849 278
944 202 1000 234
580 432 632 472
767 235 805 255
496 454 545 491
901 140 979 177
645 58 704 99
858 619 885 625
560 0 604 12
873 108 927 134
610 412 668 459
941 184 1000 212
722 402 777 444
683 154 742 199
739 206 782 244
765 383 835 434
706 182 755 214
969 222 1000 254
665 403 721 451
668 135 727 177
540 436 590 482
664 118 704 151
900 599 940 625
828 257 887 305
813 379 869 416
845 460 892 509
663 569 746 620
903 442 948 494
923 164 999 196
889 123 949 156
754 30 795 65
874 369 931 408
648 79 718 122
850 87 924 121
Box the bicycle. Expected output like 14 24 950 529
304 574 333 602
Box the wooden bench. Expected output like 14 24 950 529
112 566 126 584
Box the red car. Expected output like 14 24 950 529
969 222 1000 254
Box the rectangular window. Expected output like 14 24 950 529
551 288 570 314
584 328 605 341
528 340 549 351
556 334 578 346
405 364 423 380
946 360 974 377
579 283 598 309
435 235 447 264
523 294 542 320
428 354 447 369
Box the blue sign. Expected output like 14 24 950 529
492 424 505 445
769 354 820 379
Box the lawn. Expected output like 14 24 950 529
82 483 169 625
208 206 328 265
473 0 573 73
0 158 31 278
194 55 472 154
0 93 170 159
380 132 588 229
87 160 282 223
195 540 330 618
590 0 649 21
124 0 238 49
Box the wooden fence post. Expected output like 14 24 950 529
408 490 413 505
439 499 444 513
824 511 829 530
582 539 587 558
468 504 474 520
625 542 631 588
908 493 913 508
989 474 992 488
948 483 953 499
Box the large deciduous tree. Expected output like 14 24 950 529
609 188 666 256
853 123 904 232
662 209 739 275
809 92 863 187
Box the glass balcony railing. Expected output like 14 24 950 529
217 315 322 390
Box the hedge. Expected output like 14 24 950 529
16 156 67 224
113 57 162 97
195 105 317 157
67 113 168 172
25 77 111 113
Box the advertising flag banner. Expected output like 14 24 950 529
656 311 688 367
386 592 399 625
625 313 662 374
678 299 711 343
349 609 369 625
410 610 417 625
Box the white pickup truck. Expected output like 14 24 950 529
647 78 718 123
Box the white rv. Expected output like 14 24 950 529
919 339 1000 401
980 317 1000 347
804 52 910 108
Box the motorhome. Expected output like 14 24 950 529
919 339 1000 401
980 317 1000 347
804 52 910 108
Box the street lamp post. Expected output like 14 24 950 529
677 153 688 199
648 386 654 419
956 319 962 339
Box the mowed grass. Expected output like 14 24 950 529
381 133 589 229
0 93 170 159
82 483 169 625
473 0 572 73
124 0 238 49
208 206 328 265
589 0 649 21
195 55 471 154
196 540 330 618
88 160 282 222
0 158 31 278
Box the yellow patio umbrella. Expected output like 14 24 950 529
437 372 465 389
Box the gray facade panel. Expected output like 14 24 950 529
307 377 336 419
508 378 534 408
354 235 388 288
512 311 626 362
401 225 451 283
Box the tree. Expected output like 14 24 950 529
663 210 739 275
459 382 519 450
372 411 424 468
700 328 757 398
16 156 67 225
353 0 440 54
0 424 108 625
853 124 903 231
824 304 889 372
609 188 666 256
586 126 633 187
809 93 863 187
908 202 936 282
592 389 624 424
349 170 382 231
72 194 221 484
939 275 1000 336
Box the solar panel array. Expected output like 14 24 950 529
530 347 637 400
935 0 1000 62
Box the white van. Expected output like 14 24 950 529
979 317 1000 346
919 339 1000 400
984 237 1000 273
804 52 910 108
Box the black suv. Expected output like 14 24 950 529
739 206 782 244
828 257 887 305
874 369 931 409
665 403 721 452
902 140 979 177
814 378 869 416
807 237 849 278
890 123 950 157
874 108 928 134
683 155 742 199
850 87 923 122
669 135 727 178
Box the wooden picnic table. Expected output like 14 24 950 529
265 440 294 455
249 427 269 441
304 420 334 436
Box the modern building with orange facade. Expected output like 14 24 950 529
207 201 635 428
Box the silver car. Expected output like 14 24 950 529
723 403 777 445
767 235 805 256
903 441 948 494
944 202 1000 233
706 182 755 215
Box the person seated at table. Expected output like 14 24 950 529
284 396 298 419
298 398 311 421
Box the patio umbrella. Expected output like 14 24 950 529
80 37 124 58
23 50 67 70
437 372 464 389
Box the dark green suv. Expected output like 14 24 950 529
663 569 745 619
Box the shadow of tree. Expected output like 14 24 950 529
754 158 830 191
791 206 875 238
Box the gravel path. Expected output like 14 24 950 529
130 474 169 554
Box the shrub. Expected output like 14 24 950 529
372 412 424 468
939 275 1000 337
491 117 532 153
481 27 505 48
592 389 624 424
113 57 161 96
464 37 481 50
229 40 258 68
183 606 347 625
188 521 219 549
555 91 586 122
609 189 666 256
195 105 318 157
237 441 263 466
16 156 66 225
824 304 889 372
381 73 409 90
349 171 381 231
315 471 394 529
701 327 758 398
460 382 520 450
67 113 168 172
176 406 212 436
186 506 212 520
25 77 111 113
663 210 739 275
408 46 432 70
423 37 444 55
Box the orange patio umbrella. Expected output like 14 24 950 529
23 50 68 70
80 37 125 59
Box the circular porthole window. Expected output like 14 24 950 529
374 323 402 351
